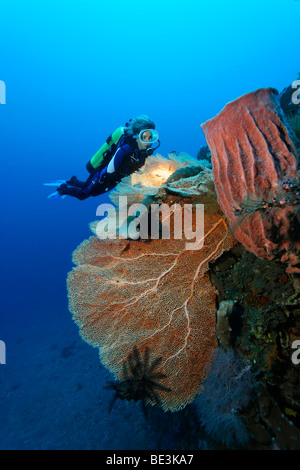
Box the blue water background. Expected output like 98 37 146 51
0 0 299 450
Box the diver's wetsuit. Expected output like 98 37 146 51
57 135 147 200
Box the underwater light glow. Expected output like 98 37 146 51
131 161 176 188
152 166 173 183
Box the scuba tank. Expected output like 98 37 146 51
86 126 125 173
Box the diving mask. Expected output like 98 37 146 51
135 129 159 146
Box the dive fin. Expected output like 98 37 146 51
43 180 67 187
47 191 66 200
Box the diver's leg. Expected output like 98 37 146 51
66 176 86 188
90 177 118 196
58 170 115 199
57 183 89 200
57 170 103 199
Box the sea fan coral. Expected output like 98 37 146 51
105 346 171 413
130 153 189 188
110 152 202 206
67 161 236 411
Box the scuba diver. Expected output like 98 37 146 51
45 115 160 200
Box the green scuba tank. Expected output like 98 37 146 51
86 126 125 173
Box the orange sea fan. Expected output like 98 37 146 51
67 166 236 411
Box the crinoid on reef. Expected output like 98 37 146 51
105 346 171 414
67 157 237 412
229 185 300 239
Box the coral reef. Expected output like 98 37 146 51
215 300 235 349
130 152 198 190
110 152 205 206
66 88 300 447
202 88 300 273
196 145 212 167
210 245 300 449
279 82 300 119
287 113 300 142
195 348 257 449
67 159 236 412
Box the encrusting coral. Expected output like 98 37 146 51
202 88 300 273
67 157 236 412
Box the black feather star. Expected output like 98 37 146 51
105 346 171 414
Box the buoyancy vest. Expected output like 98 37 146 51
86 126 126 174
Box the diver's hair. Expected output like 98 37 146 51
126 115 155 137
